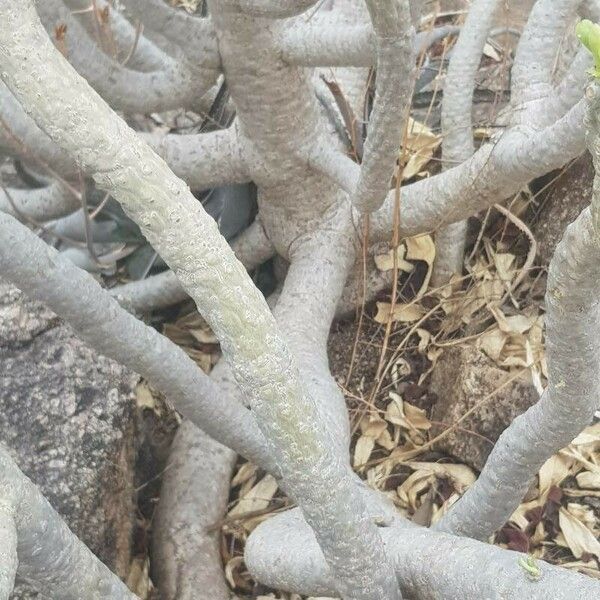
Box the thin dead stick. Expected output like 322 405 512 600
79 171 110 268
89 190 110 219
207 501 294 533
345 216 370 387
494 202 537 306
121 21 143 67
321 75 364 162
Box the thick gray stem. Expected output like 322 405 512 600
0 445 138 599
435 81 600 539
152 420 236 600
370 98 587 241
351 0 414 214
511 0 579 118
432 0 500 285
38 0 218 113
110 218 274 313
140 125 250 191
0 182 78 221
0 211 276 474
246 508 600 599
0 3 400 597
121 0 219 67
62 0 169 72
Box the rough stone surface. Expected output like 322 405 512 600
0 283 139 598
533 152 594 266
429 345 539 471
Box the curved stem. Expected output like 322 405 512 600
272 214 356 455
511 0 579 120
140 125 250 191
350 0 414 214
432 0 501 285
63 0 168 71
434 79 600 540
38 0 218 113
370 98 587 241
0 181 79 221
0 83 78 177
121 0 219 67
0 445 138 599
0 4 400 597
246 507 600 599
279 17 457 68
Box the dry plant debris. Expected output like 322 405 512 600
124 6 599 599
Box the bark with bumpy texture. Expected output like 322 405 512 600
152 421 236 600
0 444 138 599
0 211 275 473
110 219 274 314
0 3 400 598
511 0 579 120
351 0 414 214
246 508 600 599
434 80 600 540
432 0 500 285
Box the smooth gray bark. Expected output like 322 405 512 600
0 181 78 221
152 421 236 600
62 0 169 72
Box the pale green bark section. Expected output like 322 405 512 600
111 219 274 314
0 3 399 597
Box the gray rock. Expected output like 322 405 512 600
429 345 538 471
0 283 139 597
533 152 593 266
